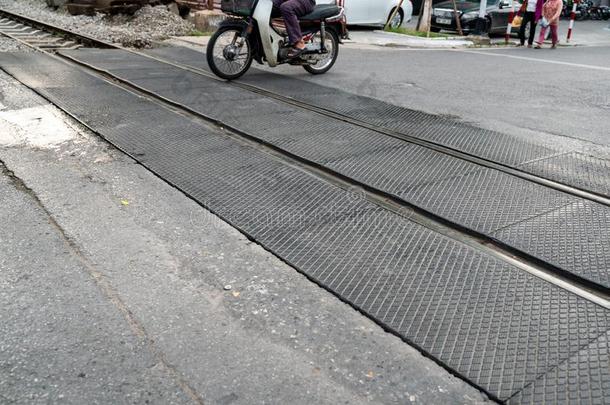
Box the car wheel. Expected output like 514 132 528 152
485 16 495 35
387 8 404 29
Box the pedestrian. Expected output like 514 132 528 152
517 0 543 47
535 0 563 48
273 0 316 58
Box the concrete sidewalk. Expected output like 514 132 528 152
345 30 474 48
170 31 474 50
171 15 607 50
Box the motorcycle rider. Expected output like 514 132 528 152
273 0 316 58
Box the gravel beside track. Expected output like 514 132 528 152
0 0 195 47
0 36 33 52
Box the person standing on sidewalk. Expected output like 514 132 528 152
518 0 543 47
535 0 563 48
273 0 316 58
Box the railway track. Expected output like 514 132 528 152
0 17 82 50
2 9 609 207
2 8 610 403
1 7 608 302
0 9 114 49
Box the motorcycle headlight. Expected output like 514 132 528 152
461 11 479 20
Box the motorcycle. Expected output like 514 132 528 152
576 0 591 20
207 0 346 80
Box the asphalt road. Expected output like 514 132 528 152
259 41 610 149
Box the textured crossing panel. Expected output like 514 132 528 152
269 211 610 401
57 48 610 289
36 86 161 130
404 167 577 233
237 70 556 166
137 45 610 198
1 54 101 88
325 144 483 195
494 201 610 289
225 113 407 163
145 46 210 69
3 52 609 403
509 331 610 405
520 152 610 198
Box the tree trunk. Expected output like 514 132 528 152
417 0 433 32
452 0 463 36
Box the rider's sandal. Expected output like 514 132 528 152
287 47 305 59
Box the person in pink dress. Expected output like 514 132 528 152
535 0 563 48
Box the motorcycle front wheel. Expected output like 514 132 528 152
207 26 253 80
303 29 339 75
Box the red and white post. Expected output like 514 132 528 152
566 0 578 43
505 1 516 44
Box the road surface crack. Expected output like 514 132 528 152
0 158 206 405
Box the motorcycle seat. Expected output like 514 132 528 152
299 4 341 21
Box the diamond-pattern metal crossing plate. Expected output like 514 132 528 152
520 152 610 198
52 49 610 289
404 167 577 233
144 46 210 70
238 70 556 165
509 331 610 405
494 201 610 289
4 52 610 403
37 86 161 130
1 55 101 88
72 47 610 201
264 210 610 401
135 46 610 198
62 48 147 64
324 144 483 194
236 71 554 163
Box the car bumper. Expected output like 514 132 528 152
431 15 478 33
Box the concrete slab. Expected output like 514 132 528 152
0 151 192 405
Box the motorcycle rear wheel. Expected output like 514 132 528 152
303 29 339 75
207 26 253 80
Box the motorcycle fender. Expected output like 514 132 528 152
325 24 345 42
216 19 264 64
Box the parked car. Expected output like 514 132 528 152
317 0 414 28
430 0 521 35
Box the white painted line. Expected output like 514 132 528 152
455 49 610 72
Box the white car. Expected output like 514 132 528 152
317 0 413 28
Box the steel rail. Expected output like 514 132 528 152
1 7 608 306
0 8 115 49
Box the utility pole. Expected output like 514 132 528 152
451 0 463 36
